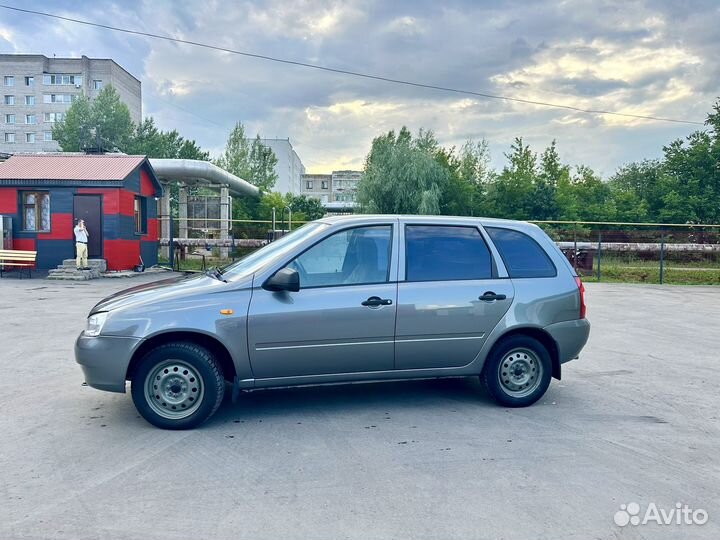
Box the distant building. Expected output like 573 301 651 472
301 169 362 212
0 54 141 154
301 173 332 204
254 138 305 195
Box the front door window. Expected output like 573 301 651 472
287 225 392 288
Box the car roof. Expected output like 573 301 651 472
317 214 538 230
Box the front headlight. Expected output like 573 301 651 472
85 312 108 337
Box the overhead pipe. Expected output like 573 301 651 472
148 158 260 198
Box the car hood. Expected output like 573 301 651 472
90 273 252 314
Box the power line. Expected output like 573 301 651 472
0 3 706 126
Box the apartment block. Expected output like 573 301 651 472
301 169 362 211
255 138 305 195
301 173 332 204
0 54 141 153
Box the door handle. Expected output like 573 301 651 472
361 296 393 307
479 291 507 302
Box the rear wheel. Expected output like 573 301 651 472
482 335 552 407
131 342 224 429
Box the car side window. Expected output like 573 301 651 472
405 225 493 281
287 225 392 288
486 227 556 278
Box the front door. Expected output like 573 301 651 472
73 195 103 258
248 224 397 379
394 224 514 370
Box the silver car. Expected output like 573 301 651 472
76 215 590 429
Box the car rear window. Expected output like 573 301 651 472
405 225 493 281
486 227 556 278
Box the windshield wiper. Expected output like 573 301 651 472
206 267 227 282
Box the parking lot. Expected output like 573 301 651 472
1 274 718 540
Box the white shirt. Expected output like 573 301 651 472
74 225 88 243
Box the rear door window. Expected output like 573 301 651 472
485 227 556 278
405 225 493 281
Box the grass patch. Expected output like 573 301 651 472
582 265 720 285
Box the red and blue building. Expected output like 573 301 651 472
0 154 162 270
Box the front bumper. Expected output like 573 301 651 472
544 318 591 364
75 333 143 393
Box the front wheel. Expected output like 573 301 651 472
482 335 552 407
131 342 225 429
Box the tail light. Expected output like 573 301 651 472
575 276 586 319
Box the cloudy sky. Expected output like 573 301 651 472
1 0 718 175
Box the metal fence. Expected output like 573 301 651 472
533 221 720 285
159 217 720 284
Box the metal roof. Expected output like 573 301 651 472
0 154 147 181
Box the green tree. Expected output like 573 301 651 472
289 194 325 221
533 140 566 220
126 117 209 160
439 139 494 216
489 137 538 219
357 127 449 214
248 135 278 192
215 121 251 179
52 95 93 150
53 85 134 152
91 85 134 150
215 123 278 194
608 160 665 221
256 192 292 221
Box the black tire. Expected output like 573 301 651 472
482 335 552 407
131 342 224 430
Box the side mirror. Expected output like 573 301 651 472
263 267 300 292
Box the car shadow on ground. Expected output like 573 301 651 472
210 376 496 425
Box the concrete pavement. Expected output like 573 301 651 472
0 276 718 539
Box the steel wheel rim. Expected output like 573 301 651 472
144 360 204 419
498 348 543 398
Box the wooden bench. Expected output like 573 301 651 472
0 249 37 279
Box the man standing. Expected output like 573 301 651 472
74 219 90 270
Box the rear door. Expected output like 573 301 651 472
394 223 514 370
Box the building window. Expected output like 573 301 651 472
4 76 14 86
43 93 77 104
25 114 36 125
4 133 15 143
93 80 103 90
43 131 53 141
306 180 313 190
321 180 329 189
4 95 14 105
5 114 15 124
26 133 36 143
134 196 147 234
22 192 51 232
25 95 35 106
25 76 34 87
44 112 66 123
42 74 82 86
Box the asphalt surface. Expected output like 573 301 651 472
0 274 718 540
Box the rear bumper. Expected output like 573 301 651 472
75 333 142 393
544 318 591 364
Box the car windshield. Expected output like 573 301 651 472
221 222 328 281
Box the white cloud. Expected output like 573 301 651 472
3 0 717 178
